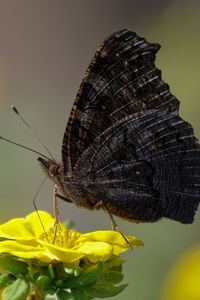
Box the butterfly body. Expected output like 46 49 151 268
39 29 200 224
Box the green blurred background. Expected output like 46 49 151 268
0 1 200 299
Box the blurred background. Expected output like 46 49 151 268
0 0 200 299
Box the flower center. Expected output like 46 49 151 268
40 222 80 248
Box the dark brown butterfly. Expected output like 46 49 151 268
38 29 200 224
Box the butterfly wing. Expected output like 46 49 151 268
62 29 179 176
72 109 200 223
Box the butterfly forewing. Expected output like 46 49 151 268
62 29 179 175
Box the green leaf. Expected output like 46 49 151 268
36 274 53 289
0 273 15 288
44 293 57 300
0 255 28 276
27 261 39 280
2 278 30 300
54 263 77 280
48 264 55 279
63 265 81 277
105 255 124 271
71 288 89 300
85 283 128 298
64 262 103 289
44 288 56 298
57 289 75 300
102 270 124 284
44 290 77 300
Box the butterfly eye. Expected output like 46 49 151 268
48 164 58 177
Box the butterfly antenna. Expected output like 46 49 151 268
33 175 48 235
11 105 54 160
0 136 51 160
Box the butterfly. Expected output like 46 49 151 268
38 29 200 224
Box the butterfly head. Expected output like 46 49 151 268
38 157 61 178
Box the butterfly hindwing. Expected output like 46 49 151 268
72 109 200 223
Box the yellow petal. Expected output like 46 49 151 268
79 231 143 254
25 211 55 238
0 240 43 258
0 211 55 241
77 241 113 263
0 240 63 263
38 240 84 263
0 218 35 240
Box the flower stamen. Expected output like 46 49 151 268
39 222 80 249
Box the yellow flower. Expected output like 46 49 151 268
0 211 143 264
161 246 200 300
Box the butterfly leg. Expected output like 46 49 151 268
107 210 119 231
94 200 119 230
107 209 133 249
55 193 72 203
52 184 59 244
94 201 132 249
